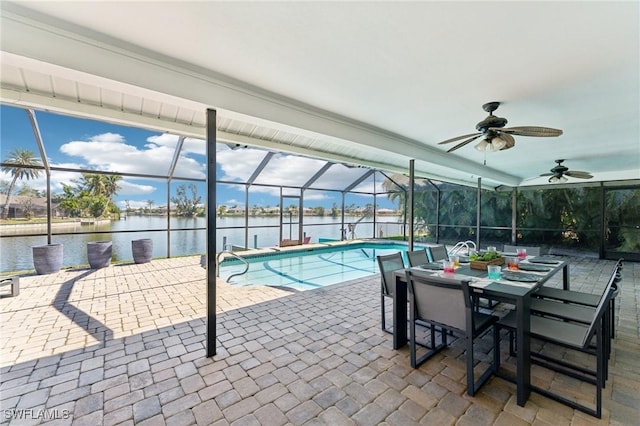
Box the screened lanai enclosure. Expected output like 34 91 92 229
1 105 639 274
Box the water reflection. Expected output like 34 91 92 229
1 215 404 272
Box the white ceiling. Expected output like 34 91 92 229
1 1 639 188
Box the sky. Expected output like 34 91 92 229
0 105 398 211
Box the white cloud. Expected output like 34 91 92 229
58 132 206 179
146 134 206 156
117 180 157 196
223 199 244 207
119 199 154 210
217 149 269 182
303 192 331 201
252 154 327 187
217 151 330 195
145 133 178 148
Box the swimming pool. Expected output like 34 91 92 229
218 241 424 291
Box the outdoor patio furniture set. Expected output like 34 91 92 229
377 245 623 419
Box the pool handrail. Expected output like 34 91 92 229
216 249 250 281
449 241 476 256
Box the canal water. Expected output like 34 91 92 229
1 215 404 273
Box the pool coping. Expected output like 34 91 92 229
217 238 417 264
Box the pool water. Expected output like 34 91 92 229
219 242 422 291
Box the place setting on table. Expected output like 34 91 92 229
418 262 445 271
414 247 563 289
417 252 470 271
484 249 562 287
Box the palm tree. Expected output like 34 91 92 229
103 175 121 200
82 173 106 196
81 173 122 217
1 148 42 219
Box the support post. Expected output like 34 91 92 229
511 188 517 245
167 180 171 256
206 108 217 357
341 193 346 240
598 182 605 259
245 185 250 250
27 110 51 243
476 177 481 248
167 136 185 258
408 160 415 251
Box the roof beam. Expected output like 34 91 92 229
344 169 375 193
302 162 334 189
1 87 206 138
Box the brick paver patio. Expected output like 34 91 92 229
1 255 638 425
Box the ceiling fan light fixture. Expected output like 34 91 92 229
549 175 568 183
437 103 564 153
491 136 507 151
474 139 490 151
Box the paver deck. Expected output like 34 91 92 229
1 256 638 425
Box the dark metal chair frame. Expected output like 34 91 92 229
376 252 405 334
495 272 616 418
377 252 438 347
534 259 623 340
425 245 448 262
405 270 498 396
407 248 430 267
529 262 621 385
532 259 622 326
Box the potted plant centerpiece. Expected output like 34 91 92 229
469 250 504 270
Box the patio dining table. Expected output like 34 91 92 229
392 257 570 407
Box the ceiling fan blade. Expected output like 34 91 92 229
447 134 482 152
498 133 516 150
437 132 480 145
539 172 554 177
493 126 563 137
566 171 593 179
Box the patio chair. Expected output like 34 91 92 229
426 245 448 262
407 248 430 267
495 276 615 418
378 252 439 346
533 259 623 340
376 252 406 334
404 270 498 396
0 276 19 298
529 259 622 381
502 244 541 256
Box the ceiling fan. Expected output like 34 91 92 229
540 159 593 183
437 102 563 153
